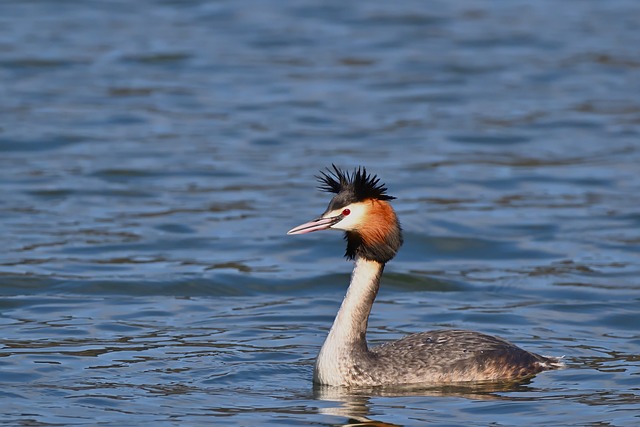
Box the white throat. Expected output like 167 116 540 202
313 257 383 385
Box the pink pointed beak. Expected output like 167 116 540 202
287 215 342 235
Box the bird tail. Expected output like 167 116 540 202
537 355 565 370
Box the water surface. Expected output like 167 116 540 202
1 0 639 425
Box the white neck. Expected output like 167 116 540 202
313 257 384 385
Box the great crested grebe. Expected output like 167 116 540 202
288 165 562 387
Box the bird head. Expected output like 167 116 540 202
287 165 403 263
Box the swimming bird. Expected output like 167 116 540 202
288 165 562 387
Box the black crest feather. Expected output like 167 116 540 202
316 164 395 203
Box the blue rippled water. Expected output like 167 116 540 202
1 1 639 425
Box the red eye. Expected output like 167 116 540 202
342 209 351 216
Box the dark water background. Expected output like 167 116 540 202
1 1 639 425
